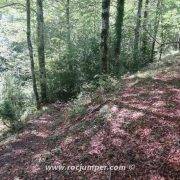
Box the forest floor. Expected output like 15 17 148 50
0 53 180 180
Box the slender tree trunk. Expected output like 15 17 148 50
36 0 47 103
150 0 161 62
114 0 125 66
66 0 72 71
26 0 40 109
159 29 164 61
133 0 143 69
141 0 149 65
101 0 111 74
66 0 71 51
66 0 75 93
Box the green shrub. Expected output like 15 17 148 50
0 100 16 122
69 105 86 119
68 92 91 119
0 99 23 130
82 74 122 94
0 74 28 130
47 59 80 102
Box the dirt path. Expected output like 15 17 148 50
0 56 180 179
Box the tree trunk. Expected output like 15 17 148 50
66 0 72 71
66 0 71 52
141 0 149 65
114 0 125 66
159 29 164 61
36 0 47 103
150 0 161 62
101 0 111 74
26 0 40 109
133 0 143 69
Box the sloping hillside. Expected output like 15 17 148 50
0 53 180 179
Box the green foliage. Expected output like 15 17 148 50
0 0 179 110
46 35 101 102
0 74 33 130
68 100 87 119
83 74 122 94
0 99 16 123
67 74 122 120
47 60 80 102
0 99 23 131
11 41 26 53
67 89 93 119
69 105 86 119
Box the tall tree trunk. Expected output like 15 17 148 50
150 0 161 62
158 3 164 61
133 0 143 69
36 0 47 103
101 0 111 74
114 0 125 67
66 0 75 93
159 28 164 61
66 0 72 71
141 0 149 65
26 0 40 109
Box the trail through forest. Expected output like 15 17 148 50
0 53 180 179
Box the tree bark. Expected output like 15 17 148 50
66 0 72 71
66 0 71 52
26 0 40 108
101 0 111 74
114 0 125 66
150 0 161 62
133 0 143 69
36 0 47 103
141 0 149 65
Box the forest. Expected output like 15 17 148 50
0 0 179 179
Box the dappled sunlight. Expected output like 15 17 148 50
149 174 165 180
60 136 74 150
0 53 179 179
88 131 105 155
135 128 152 140
167 148 180 170
139 142 163 158
150 89 165 95
28 164 41 174
112 138 123 147
152 100 166 107
154 71 180 82
0 0 179 177
32 131 49 138
107 108 143 136
32 115 54 125
84 128 94 137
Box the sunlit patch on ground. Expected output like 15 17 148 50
0 53 180 179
